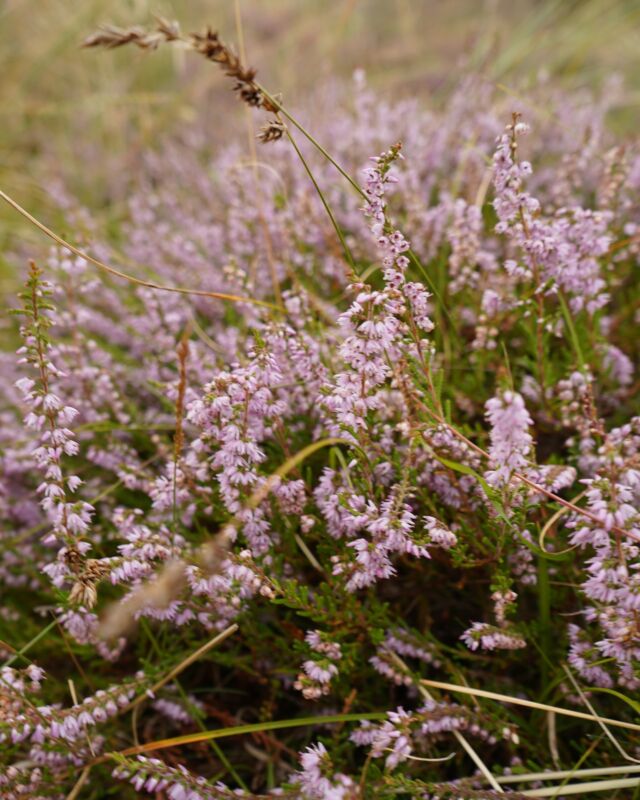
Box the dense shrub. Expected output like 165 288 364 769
1 20 639 799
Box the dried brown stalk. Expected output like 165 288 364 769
174 326 191 463
82 18 281 125
98 529 232 641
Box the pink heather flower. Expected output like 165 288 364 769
302 660 338 683
153 696 202 726
293 742 356 799
461 621 526 652
424 516 458 549
600 343 634 387
2 72 639 795
306 630 342 660
485 390 534 487
493 117 610 313
113 756 232 799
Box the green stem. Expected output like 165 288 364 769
537 555 551 692
3 619 58 668
558 290 586 371
114 712 387 758
282 123 356 272
261 86 457 330
141 622 249 791
259 86 364 198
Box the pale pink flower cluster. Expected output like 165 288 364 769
493 118 611 314
484 390 534 487
113 756 242 799
371 628 441 685
187 347 287 555
292 742 356 799
294 629 343 700
461 622 526 652
351 701 519 769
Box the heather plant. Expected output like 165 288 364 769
1 14 640 800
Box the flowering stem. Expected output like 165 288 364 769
416 398 640 543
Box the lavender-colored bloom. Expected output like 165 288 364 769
485 390 534 487
292 743 355 799
461 622 526 652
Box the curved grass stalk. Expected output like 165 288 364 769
538 490 586 550
244 436 354 511
0 189 280 311
562 664 640 764
280 121 356 272
122 624 239 715
257 83 365 199
98 712 387 763
65 766 91 800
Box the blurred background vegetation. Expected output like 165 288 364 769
1 0 640 291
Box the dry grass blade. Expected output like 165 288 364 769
98 532 230 641
561 665 640 764
101 712 387 763
520 776 640 796
402 751 457 763
421 678 640 732
122 624 239 715
65 766 91 800
0 189 280 311
547 710 560 769
98 561 187 641
498 764 640 784
387 652 504 793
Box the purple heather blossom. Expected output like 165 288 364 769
485 390 534 487
292 743 356 799
113 756 241 799
351 702 519 767
371 628 441 685
493 118 611 313
461 622 526 652
294 630 343 700
1 67 639 795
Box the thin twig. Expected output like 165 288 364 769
65 766 91 800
